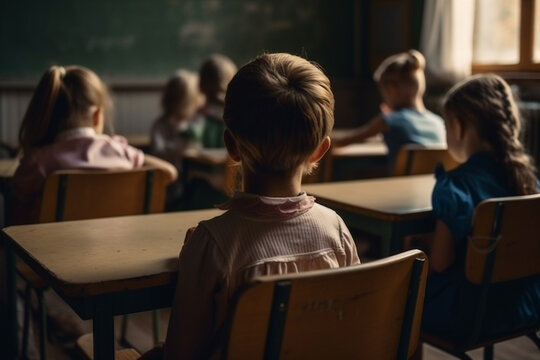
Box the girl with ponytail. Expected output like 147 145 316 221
419 73 539 338
334 49 446 170
12 65 176 224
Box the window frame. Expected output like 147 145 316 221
472 0 540 73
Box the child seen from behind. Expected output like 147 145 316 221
157 53 360 359
12 65 177 225
188 54 237 148
415 74 539 339
334 50 446 171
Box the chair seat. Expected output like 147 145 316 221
76 333 141 360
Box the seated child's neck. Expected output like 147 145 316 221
242 167 304 198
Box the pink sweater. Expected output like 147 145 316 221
11 127 144 224
166 192 360 359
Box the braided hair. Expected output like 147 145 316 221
443 74 537 195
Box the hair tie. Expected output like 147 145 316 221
59 66 66 78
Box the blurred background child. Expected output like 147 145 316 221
188 53 237 148
334 50 446 171
150 69 204 209
181 54 238 209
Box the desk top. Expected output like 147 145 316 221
183 147 228 166
330 142 388 158
303 174 435 221
2 208 222 296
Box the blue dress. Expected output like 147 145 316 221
423 152 540 341
383 108 446 168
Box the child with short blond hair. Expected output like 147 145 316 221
158 53 360 359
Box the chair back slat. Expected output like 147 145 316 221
39 167 168 223
466 194 540 284
225 250 428 360
393 144 458 176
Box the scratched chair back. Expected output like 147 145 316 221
393 144 458 176
39 167 168 222
422 194 540 359
224 249 428 360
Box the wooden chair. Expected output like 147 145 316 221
223 249 429 360
18 167 170 359
393 144 458 176
421 194 540 359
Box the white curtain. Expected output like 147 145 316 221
420 0 475 83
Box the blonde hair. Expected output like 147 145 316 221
373 49 425 91
199 54 237 105
443 74 537 195
162 69 203 118
19 65 111 151
223 53 334 175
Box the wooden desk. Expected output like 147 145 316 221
183 147 228 166
321 136 388 182
303 174 435 256
2 208 222 360
124 133 151 152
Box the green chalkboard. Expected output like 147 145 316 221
0 0 355 80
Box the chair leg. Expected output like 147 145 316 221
483 344 493 360
37 289 47 360
526 332 540 349
21 284 32 358
152 309 161 345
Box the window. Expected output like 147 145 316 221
472 0 540 72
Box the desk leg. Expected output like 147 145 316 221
93 295 115 360
379 224 394 258
5 245 18 359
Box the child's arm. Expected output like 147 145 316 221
143 154 178 183
333 114 388 147
164 226 224 360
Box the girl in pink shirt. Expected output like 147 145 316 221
141 53 360 360
11 65 177 224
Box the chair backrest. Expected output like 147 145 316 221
393 144 458 176
224 250 428 360
466 193 540 285
39 167 169 222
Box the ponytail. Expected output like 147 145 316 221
19 66 67 151
443 74 538 195
18 65 110 151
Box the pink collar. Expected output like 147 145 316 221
218 192 315 218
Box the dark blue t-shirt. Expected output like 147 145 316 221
423 152 540 340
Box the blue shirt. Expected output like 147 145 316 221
383 108 446 168
424 152 540 341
